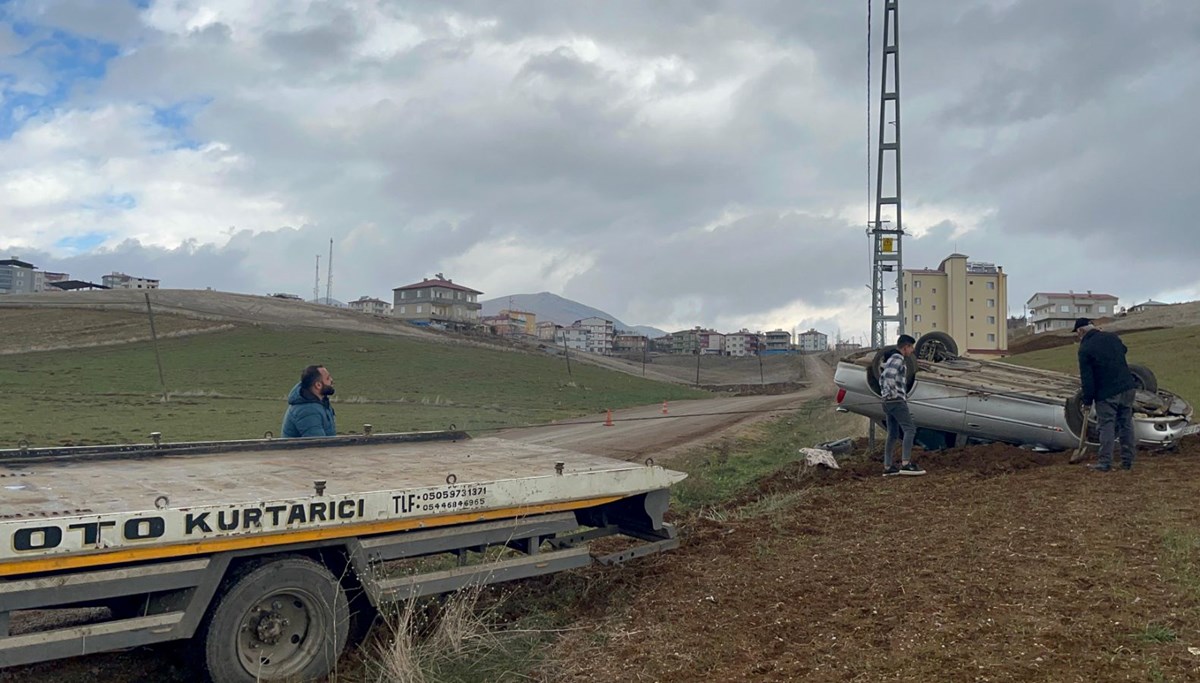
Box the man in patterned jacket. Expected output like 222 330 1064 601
880 334 926 477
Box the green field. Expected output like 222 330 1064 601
0 327 707 447
1005 325 1200 406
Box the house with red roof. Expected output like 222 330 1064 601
392 273 483 330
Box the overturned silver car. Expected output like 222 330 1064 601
833 333 1196 451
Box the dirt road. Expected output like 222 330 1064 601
499 355 834 459
573 351 807 387
499 392 815 460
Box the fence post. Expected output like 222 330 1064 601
144 292 169 403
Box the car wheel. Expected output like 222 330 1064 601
1129 364 1157 393
867 346 918 395
198 556 349 683
914 332 959 362
1064 391 1094 441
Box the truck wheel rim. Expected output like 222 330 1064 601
237 588 328 678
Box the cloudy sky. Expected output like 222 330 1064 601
1 1 1196 341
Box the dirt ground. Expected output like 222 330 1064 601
544 436 1200 682
8 434 1200 682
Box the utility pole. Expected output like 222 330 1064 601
562 334 572 377
869 0 905 452
325 239 333 305
313 255 320 303
870 0 905 349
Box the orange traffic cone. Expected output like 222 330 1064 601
604 409 614 427
662 400 668 415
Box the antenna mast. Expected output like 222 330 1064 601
869 0 905 348
313 255 320 302
325 239 333 305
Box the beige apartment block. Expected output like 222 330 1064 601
902 253 1008 355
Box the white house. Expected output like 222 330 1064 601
797 329 828 353
575 317 615 355
724 330 760 357
1026 292 1118 334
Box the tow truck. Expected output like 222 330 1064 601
0 429 684 682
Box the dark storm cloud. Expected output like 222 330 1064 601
2 0 1198 335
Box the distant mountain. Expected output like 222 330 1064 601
481 292 667 338
308 297 346 307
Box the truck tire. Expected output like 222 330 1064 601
198 556 349 683
867 347 917 395
1129 364 1157 393
914 332 958 362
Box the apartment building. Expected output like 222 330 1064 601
38 271 69 291
536 321 561 341
0 258 36 294
1026 292 1118 334
796 329 828 353
554 327 588 351
102 272 159 289
724 330 761 357
575 317 615 355
614 334 648 353
348 296 392 316
698 330 725 355
499 309 537 336
669 328 702 355
392 274 482 330
902 253 1009 354
762 329 792 355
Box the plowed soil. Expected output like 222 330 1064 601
8 434 1200 682
543 437 1200 682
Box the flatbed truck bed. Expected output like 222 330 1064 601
0 431 685 682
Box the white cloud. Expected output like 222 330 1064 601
441 237 597 298
0 0 1197 341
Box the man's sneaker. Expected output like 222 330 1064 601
1120 463 1133 471
1087 464 1112 472
899 462 926 476
882 466 901 477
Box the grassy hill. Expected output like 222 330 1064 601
0 326 707 447
1004 325 1200 407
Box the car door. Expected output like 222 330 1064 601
906 376 967 436
963 390 1067 447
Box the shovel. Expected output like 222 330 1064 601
1069 412 1090 464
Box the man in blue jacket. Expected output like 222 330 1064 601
282 365 337 438
1074 318 1136 471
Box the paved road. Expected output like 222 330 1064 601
499 355 835 460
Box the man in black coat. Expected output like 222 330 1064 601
1074 317 1137 471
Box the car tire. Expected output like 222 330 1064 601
1129 364 1157 393
867 347 918 395
914 331 959 362
198 556 349 683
